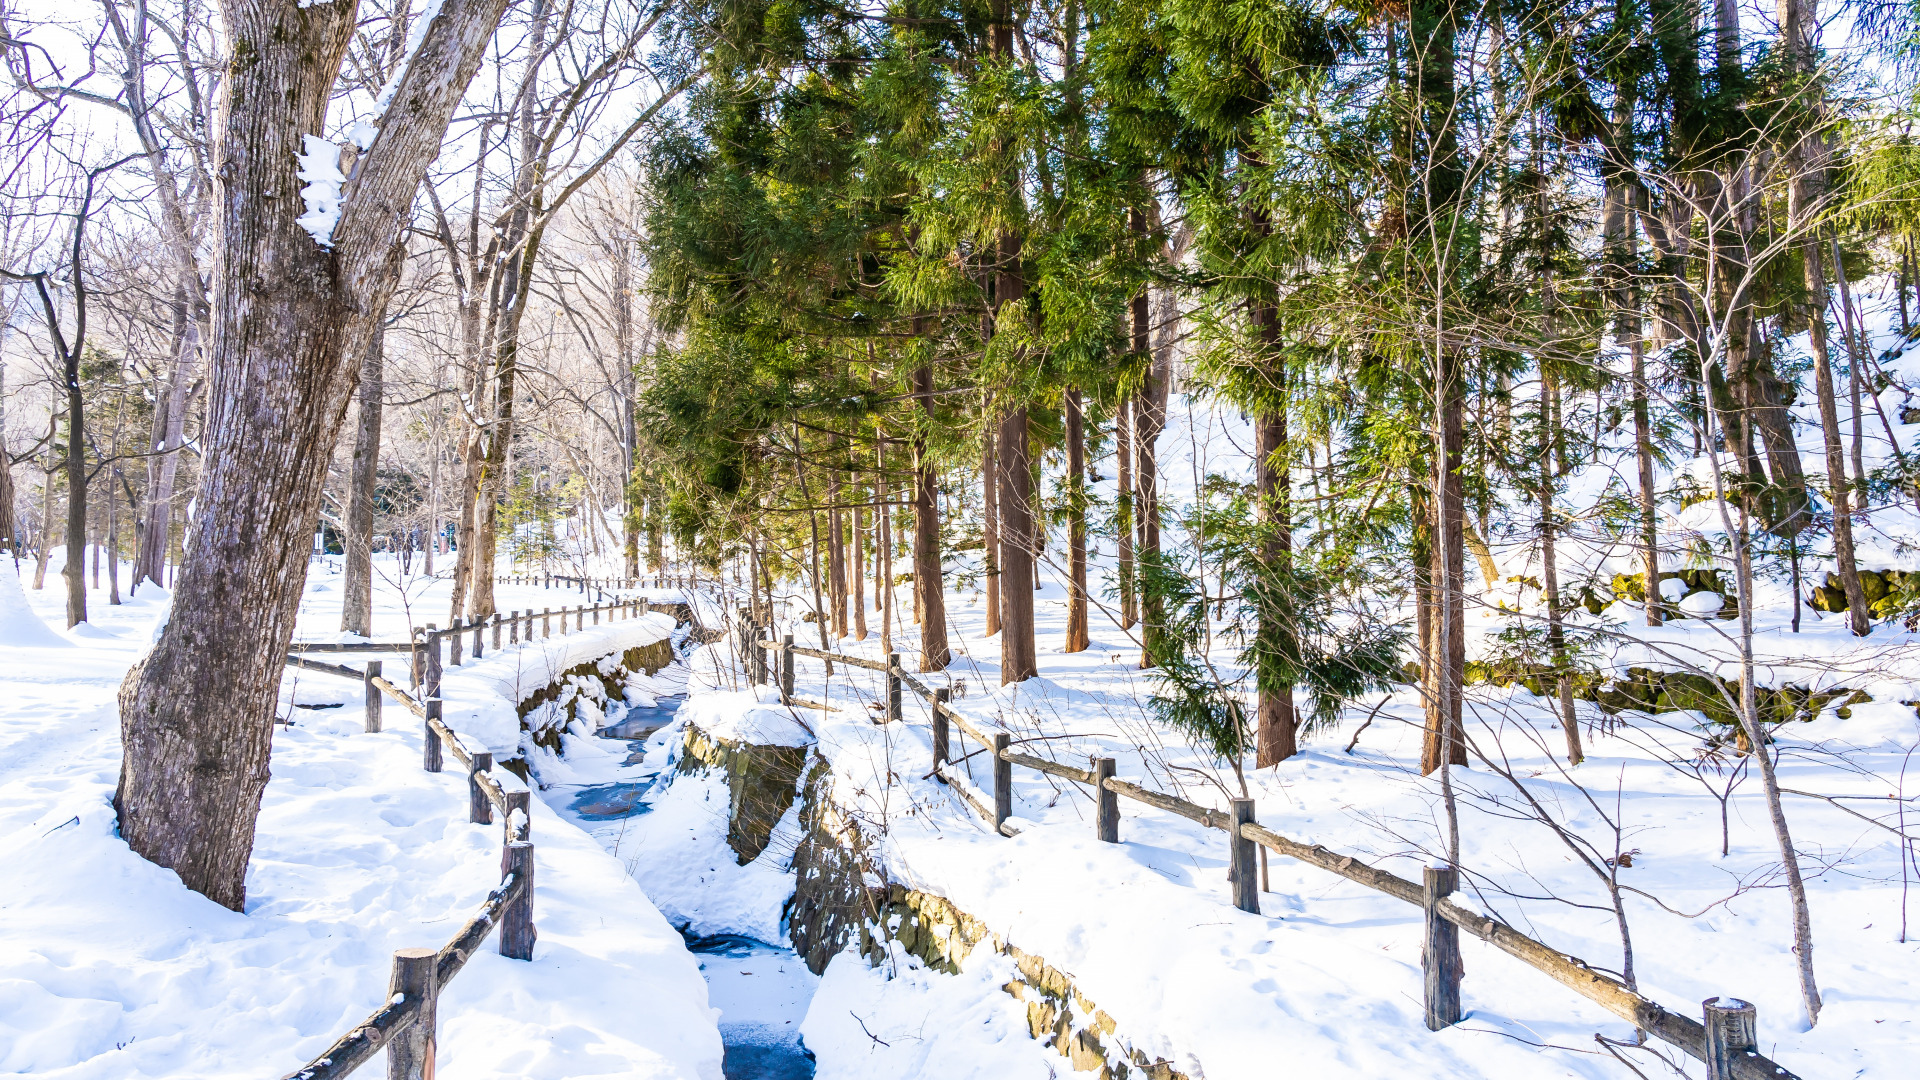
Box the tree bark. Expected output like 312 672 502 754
1063 388 1090 653
1254 405 1297 766
912 356 950 671
998 404 1037 682
828 469 848 638
851 479 868 640
1132 254 1167 667
982 415 1001 636
341 328 384 636
1421 356 1467 775
1539 372 1583 766
62 348 87 628
1116 397 1135 629
116 0 516 910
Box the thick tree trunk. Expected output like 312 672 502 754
1063 389 1090 653
998 405 1037 682
341 329 384 636
912 359 950 671
116 0 514 910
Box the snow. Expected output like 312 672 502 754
294 135 346 248
799 939 1060 1080
0 563 70 646
0 555 724 1079
675 688 814 747
615 747 802 944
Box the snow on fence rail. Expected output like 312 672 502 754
747 626 1803 1080
287 594 688 698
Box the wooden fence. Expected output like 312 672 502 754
500 571 705 601
748 628 1802 1080
275 672 535 1080
275 588 690 1077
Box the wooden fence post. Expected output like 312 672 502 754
1703 998 1757 1080
993 732 1012 832
500 839 536 961
502 788 531 843
1094 757 1118 843
491 614 502 650
363 660 383 733
885 653 902 723
471 616 484 659
592 604 600 625
449 619 463 667
1229 798 1259 914
385 947 438 1080
509 610 519 645
469 751 494 824
932 688 950 773
424 631 442 700
1423 863 1463 1030
423 699 443 773
542 606 551 637
780 633 795 704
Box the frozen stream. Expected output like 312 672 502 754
543 695 821 1079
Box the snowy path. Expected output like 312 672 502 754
0 562 725 1079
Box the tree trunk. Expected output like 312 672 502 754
341 329 384 636
998 405 1037 682
1064 389 1090 653
135 316 198 591
116 0 515 910
851 480 868 640
107 465 121 605
912 357 950 671
33 442 55 589
828 470 848 639
983 417 1001 636
1116 398 1135 628
1254 405 1297 767
63 352 88 628
1539 373 1583 766
447 428 485 622
1134 343 1168 669
1421 355 1467 775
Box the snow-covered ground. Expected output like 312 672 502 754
0 557 724 1079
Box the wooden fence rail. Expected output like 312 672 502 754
748 624 1802 1080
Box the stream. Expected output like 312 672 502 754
549 695 821 1080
